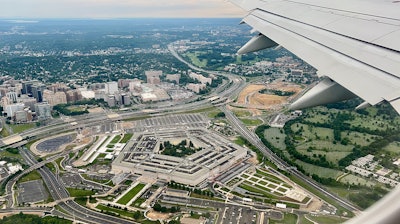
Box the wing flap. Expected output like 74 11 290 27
243 13 400 106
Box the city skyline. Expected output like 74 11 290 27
0 0 245 19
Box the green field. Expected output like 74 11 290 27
0 127 9 137
19 170 42 183
383 141 400 154
67 188 96 197
327 186 362 199
96 204 137 218
207 109 224 119
241 118 263 126
10 123 36 133
339 174 375 187
117 183 146 205
120 133 133 143
185 52 208 67
299 215 314 224
296 160 343 179
342 131 377 146
307 215 349 224
298 149 351 164
269 213 297 224
110 135 121 144
233 110 252 117
0 150 23 161
264 127 286 150
45 162 56 173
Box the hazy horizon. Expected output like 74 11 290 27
0 0 245 19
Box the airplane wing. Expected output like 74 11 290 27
231 0 400 114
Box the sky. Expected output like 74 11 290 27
0 0 245 19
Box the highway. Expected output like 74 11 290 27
220 106 360 213
19 148 137 224
168 44 360 213
0 40 359 222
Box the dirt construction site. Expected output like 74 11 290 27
234 81 303 113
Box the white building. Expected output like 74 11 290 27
43 90 67 106
105 82 118 95
5 103 25 118
189 72 212 85
35 102 51 120
6 92 17 103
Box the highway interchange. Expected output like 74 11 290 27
0 42 359 223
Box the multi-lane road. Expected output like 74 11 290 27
220 106 360 213
0 41 360 223
20 148 137 224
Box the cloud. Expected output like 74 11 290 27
0 0 245 18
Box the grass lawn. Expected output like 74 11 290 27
19 170 42 183
0 150 23 161
96 204 136 218
299 215 314 224
185 52 208 67
55 158 64 171
343 131 377 147
307 215 349 224
207 109 224 119
296 160 343 179
234 137 248 147
240 118 263 126
264 127 286 150
117 183 146 205
383 141 400 155
132 197 146 207
269 213 297 224
297 149 351 164
0 126 10 137
110 135 121 144
327 186 358 199
233 110 252 117
339 174 375 187
66 105 86 112
10 123 36 133
120 133 133 143
74 197 87 206
67 188 96 197
45 162 56 173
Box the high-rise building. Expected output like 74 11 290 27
14 110 28 123
107 95 116 107
31 84 46 102
105 82 118 95
43 90 67 106
35 102 51 120
21 80 39 95
166 74 181 84
66 90 82 103
6 92 17 103
5 103 25 118
120 94 131 106
145 70 162 85
129 80 142 92
118 79 135 89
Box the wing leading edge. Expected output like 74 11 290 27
231 0 400 114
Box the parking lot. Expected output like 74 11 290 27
17 180 48 204
61 173 84 188
36 134 75 153
128 114 208 132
